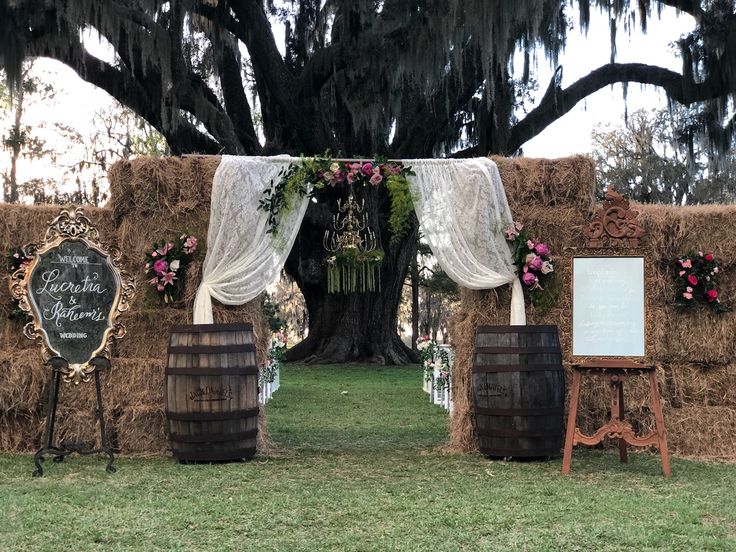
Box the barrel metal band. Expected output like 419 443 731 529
172 448 257 461
474 346 560 354
475 427 557 438
472 364 563 373
167 344 256 354
473 406 563 416
169 429 258 443
169 322 253 332
165 367 259 376
166 407 260 421
478 447 561 457
475 325 559 333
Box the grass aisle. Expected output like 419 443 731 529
0 364 734 551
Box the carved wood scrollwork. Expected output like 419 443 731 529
583 187 646 248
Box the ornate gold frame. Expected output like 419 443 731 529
9 209 135 384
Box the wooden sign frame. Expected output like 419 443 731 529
572 255 647 358
9 209 135 384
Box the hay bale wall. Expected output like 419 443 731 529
0 157 269 455
450 155 736 460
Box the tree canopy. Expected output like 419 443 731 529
2 0 735 159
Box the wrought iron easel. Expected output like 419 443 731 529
33 356 116 477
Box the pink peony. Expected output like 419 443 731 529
521 272 538 286
153 259 168 275
687 274 698 286
705 289 718 302
369 173 383 186
361 163 373 176
682 291 693 300
534 242 550 256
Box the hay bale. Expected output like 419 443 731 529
0 414 41 452
0 349 48 414
116 405 168 455
492 155 596 212
664 406 736 460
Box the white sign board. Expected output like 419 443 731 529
572 256 645 357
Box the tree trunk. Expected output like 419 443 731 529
283 184 419 365
410 260 419 352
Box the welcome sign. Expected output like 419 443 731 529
10 209 135 384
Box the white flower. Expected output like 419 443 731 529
330 162 340 172
541 261 554 274
170 259 181 271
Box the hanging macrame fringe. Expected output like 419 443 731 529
327 255 383 293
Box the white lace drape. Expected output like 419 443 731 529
193 155 305 323
193 155 525 325
408 158 526 325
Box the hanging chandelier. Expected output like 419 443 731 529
323 190 383 293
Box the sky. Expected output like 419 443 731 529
0 5 696 202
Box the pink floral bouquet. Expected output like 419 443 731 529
674 251 729 314
505 221 558 308
144 235 198 303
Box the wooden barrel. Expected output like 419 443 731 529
165 322 259 462
472 325 564 458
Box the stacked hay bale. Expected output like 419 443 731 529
450 156 736 460
0 157 269 455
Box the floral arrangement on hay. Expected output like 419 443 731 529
261 331 287 386
144 235 198 303
674 251 730 314
504 221 560 310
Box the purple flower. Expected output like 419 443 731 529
361 162 373 176
534 242 550 256
522 272 538 286
527 255 543 271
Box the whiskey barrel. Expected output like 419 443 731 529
472 325 564 458
165 322 259 462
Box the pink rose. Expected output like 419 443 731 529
682 291 693 300
521 272 538 286
705 289 718 302
678 270 685 277
527 255 543 271
687 274 698 286
153 259 168 275
370 173 383 186
361 163 373 176
534 243 550 256
526 240 536 249
681 259 692 268
157 284 165 292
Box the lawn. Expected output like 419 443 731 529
0 364 734 551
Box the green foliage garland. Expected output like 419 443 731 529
326 249 384 294
259 155 416 240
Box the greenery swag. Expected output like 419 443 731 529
258 155 416 240
674 251 730 314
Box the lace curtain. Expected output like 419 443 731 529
408 158 526 325
193 155 305 323
193 156 525 325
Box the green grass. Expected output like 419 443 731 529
0 364 734 551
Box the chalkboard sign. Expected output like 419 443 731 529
27 240 120 364
572 256 645 357
9 209 135 384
